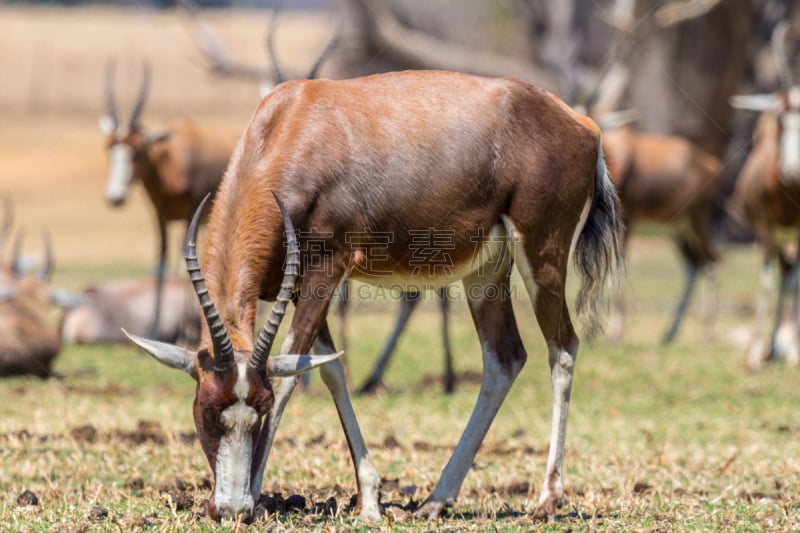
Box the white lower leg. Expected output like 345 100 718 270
537 342 576 513
701 266 719 341
748 261 773 370
315 339 382 521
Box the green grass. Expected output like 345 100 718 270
2 236 799 531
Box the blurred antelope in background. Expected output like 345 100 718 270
574 57 723 343
0 232 68 379
729 21 800 371
99 62 238 339
59 276 201 346
602 115 723 343
185 0 458 393
125 69 624 523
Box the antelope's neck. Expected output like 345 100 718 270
200 190 286 354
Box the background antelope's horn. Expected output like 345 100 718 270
128 62 151 128
304 12 342 80
265 0 286 85
104 61 119 129
772 21 793 89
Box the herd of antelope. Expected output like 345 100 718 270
2 0 800 525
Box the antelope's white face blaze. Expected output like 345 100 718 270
212 362 259 521
779 87 800 183
105 142 135 206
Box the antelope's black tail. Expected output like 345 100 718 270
573 140 625 340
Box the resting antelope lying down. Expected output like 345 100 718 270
59 276 200 346
0 233 66 379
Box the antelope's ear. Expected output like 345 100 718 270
145 130 171 146
0 286 16 302
49 289 85 309
267 351 344 377
597 109 640 130
99 115 116 135
122 328 197 379
259 81 275 98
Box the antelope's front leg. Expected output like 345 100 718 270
748 256 774 371
314 322 382 521
252 336 381 521
261 272 381 521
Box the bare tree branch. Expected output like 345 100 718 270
654 0 724 28
345 0 559 91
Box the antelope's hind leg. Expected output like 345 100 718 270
504 217 579 520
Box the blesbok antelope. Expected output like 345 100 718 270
99 62 238 339
728 22 800 370
124 69 624 522
185 0 458 393
600 115 724 343
59 276 201 346
0 232 63 379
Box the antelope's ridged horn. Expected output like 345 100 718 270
129 62 151 129
0 195 12 252
10 230 24 279
250 192 299 371
40 229 53 282
185 193 235 370
265 0 286 85
105 61 119 128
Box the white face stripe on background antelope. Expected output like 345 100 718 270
124 192 342 521
99 62 168 206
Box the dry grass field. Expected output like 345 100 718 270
1 5 800 532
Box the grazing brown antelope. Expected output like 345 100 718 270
600 115 724 343
0 232 63 379
124 69 624 523
728 23 800 370
99 63 238 339
59 276 201 346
